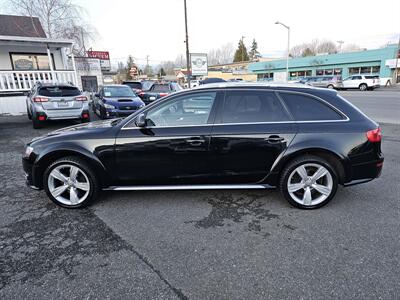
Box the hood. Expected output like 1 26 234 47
103 97 144 105
29 119 122 144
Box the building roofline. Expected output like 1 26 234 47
192 82 323 90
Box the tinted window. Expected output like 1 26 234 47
38 86 80 97
146 92 216 127
219 91 290 124
103 86 135 97
123 82 142 89
353 76 362 80
279 92 343 121
151 84 171 92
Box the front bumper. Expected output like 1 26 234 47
22 157 41 190
104 109 139 118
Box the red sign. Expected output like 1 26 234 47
87 51 110 60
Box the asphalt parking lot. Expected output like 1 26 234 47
1 91 399 299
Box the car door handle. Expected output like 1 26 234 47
186 138 205 146
266 135 285 143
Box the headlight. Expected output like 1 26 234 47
23 146 34 158
139 104 145 108
104 103 115 109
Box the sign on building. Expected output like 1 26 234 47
190 53 208 76
87 50 111 71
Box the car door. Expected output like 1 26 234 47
114 91 222 185
207 89 297 184
342 76 353 88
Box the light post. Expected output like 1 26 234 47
337 40 344 53
275 21 290 82
184 0 191 88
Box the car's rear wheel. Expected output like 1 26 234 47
359 83 368 91
43 156 100 208
279 155 338 209
327 84 334 89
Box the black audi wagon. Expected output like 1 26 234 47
22 83 384 209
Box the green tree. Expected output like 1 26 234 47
249 38 261 61
301 47 315 57
233 38 249 62
160 67 166 77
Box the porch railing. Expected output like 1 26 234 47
0 70 77 92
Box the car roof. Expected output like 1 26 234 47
36 82 77 88
192 81 324 91
104 84 131 88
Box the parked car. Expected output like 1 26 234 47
26 83 90 129
140 82 182 105
199 77 226 85
304 76 343 89
92 85 145 119
23 82 384 209
122 81 143 95
184 80 200 88
342 75 380 91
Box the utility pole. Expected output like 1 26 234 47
394 35 400 84
146 55 150 77
275 21 290 82
241 36 245 62
81 27 86 56
184 0 191 88
337 40 344 53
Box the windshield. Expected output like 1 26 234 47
151 84 171 92
103 86 135 97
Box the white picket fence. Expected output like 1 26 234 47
0 70 77 92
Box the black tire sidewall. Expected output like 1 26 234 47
43 157 99 208
280 156 338 209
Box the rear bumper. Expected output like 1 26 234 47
346 157 384 186
42 108 86 120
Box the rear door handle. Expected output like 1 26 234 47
186 138 205 146
266 135 285 143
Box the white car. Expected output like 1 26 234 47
342 75 380 91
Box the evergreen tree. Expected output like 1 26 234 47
160 67 166 77
233 39 249 62
249 38 261 61
126 55 137 79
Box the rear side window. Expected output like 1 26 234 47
279 92 344 121
38 86 80 97
219 90 290 124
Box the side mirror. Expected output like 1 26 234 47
136 113 147 127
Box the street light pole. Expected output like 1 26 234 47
275 21 290 82
184 0 191 88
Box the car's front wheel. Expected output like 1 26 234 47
359 83 368 91
279 155 338 209
43 156 100 208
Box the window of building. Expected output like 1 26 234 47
258 73 273 81
279 92 344 121
371 66 380 74
289 70 312 78
334 69 342 75
316 69 338 76
349 67 360 75
11 53 54 70
218 91 290 124
349 66 380 75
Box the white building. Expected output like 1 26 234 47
0 14 78 115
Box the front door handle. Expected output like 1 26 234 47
186 138 205 146
266 135 285 143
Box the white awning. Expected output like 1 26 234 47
0 35 74 48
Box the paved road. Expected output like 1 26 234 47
339 89 400 124
1 101 400 298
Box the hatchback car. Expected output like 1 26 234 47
92 85 145 119
22 83 383 209
140 82 182 105
26 83 90 129
302 76 342 89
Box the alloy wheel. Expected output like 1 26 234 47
287 163 333 206
48 164 90 206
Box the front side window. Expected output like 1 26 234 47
218 90 290 124
145 92 216 127
279 92 344 121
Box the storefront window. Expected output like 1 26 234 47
324 69 333 75
334 69 342 75
349 67 361 75
360 66 371 74
316 69 324 76
11 53 54 70
371 66 380 74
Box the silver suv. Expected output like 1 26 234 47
303 76 343 89
26 83 90 129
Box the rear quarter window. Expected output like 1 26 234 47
38 86 80 97
279 92 344 121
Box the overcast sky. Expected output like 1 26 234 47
68 0 399 65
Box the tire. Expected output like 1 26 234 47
359 83 367 91
327 84 334 89
279 155 338 209
32 116 43 129
99 107 106 119
43 156 100 208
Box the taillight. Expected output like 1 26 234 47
38 115 46 121
75 96 87 101
139 92 145 97
33 96 48 102
159 93 168 97
366 127 382 142
82 113 89 119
